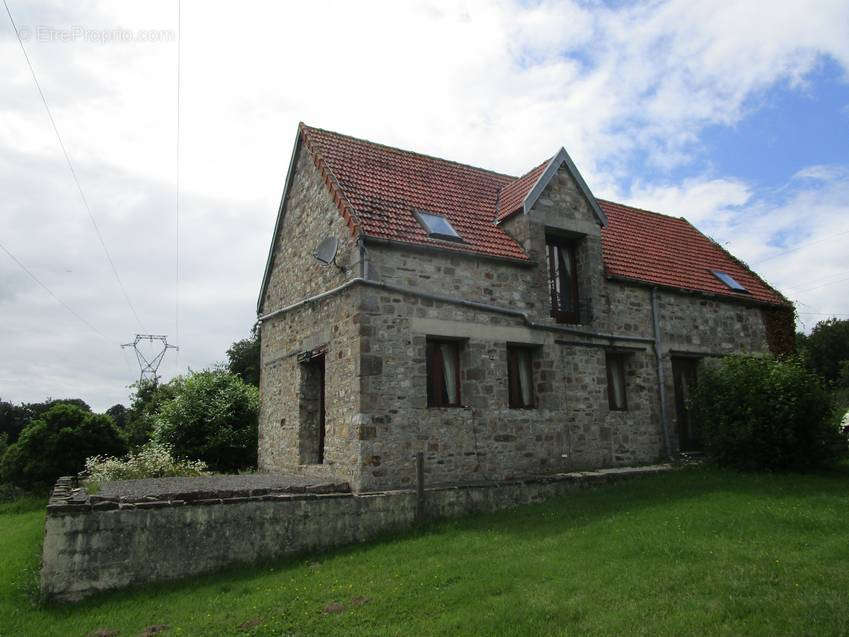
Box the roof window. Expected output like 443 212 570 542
414 211 462 242
711 270 748 293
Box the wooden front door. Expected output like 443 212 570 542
672 357 701 452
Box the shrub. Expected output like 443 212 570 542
83 441 209 493
153 369 259 472
690 355 846 471
0 404 127 489
123 379 180 449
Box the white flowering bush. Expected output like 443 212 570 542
83 441 209 493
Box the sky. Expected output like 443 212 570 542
1 0 848 411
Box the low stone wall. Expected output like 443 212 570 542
42 465 671 602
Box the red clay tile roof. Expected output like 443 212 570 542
301 125 526 261
297 124 786 305
495 159 550 222
599 200 786 304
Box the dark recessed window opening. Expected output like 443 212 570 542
547 235 579 324
711 270 748 293
426 339 462 407
298 353 326 464
606 353 628 411
415 210 463 242
507 345 535 409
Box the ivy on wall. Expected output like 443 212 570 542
761 305 796 356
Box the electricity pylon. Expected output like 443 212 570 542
122 334 178 383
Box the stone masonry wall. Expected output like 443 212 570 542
258 287 362 485
260 142 358 315
41 466 671 602
355 288 663 491
655 290 771 450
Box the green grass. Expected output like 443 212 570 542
2 466 849 636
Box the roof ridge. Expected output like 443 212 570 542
597 198 687 222
300 122 517 181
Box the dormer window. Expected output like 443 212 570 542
547 235 580 323
414 211 462 242
711 270 748 293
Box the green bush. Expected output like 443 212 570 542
153 369 258 472
122 379 180 449
0 404 127 489
690 355 846 471
83 441 209 493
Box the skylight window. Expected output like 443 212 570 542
711 270 748 293
414 211 462 242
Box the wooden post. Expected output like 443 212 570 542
415 452 425 521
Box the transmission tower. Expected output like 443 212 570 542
122 334 178 383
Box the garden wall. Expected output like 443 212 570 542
42 465 670 602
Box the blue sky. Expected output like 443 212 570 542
703 58 849 189
1 0 848 408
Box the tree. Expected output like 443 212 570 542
122 379 179 449
105 404 128 430
154 369 259 472
799 318 849 386
0 400 29 446
1 397 91 445
0 404 127 489
690 355 845 471
226 325 260 387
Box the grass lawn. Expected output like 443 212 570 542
2 466 848 636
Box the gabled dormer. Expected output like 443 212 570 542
496 148 607 326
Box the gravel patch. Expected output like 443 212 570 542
98 473 349 501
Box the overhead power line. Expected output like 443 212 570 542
753 229 849 265
797 312 849 317
791 272 849 294
0 239 110 341
784 269 849 294
175 0 182 373
3 0 146 332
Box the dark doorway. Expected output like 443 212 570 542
298 353 326 464
672 356 701 452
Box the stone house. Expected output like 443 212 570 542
256 123 793 492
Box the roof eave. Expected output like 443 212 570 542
522 148 609 227
362 235 534 266
606 273 791 309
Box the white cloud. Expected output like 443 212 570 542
1 0 848 407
